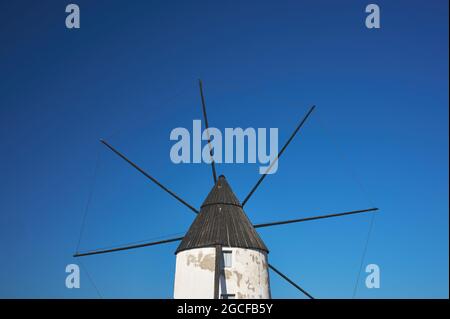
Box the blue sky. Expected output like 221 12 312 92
0 0 448 298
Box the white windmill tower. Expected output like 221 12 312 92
173 175 270 299
73 80 378 299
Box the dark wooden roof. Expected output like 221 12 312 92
175 175 268 254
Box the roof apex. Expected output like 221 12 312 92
201 175 241 208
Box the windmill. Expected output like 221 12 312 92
74 80 378 299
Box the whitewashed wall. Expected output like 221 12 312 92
173 247 270 299
173 247 216 299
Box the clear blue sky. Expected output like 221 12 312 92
0 0 447 298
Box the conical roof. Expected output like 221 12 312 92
175 175 268 254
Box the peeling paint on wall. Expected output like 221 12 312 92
174 247 270 299
234 270 243 287
186 251 215 271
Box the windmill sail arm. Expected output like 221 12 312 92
253 208 379 229
100 139 199 214
268 264 314 299
199 79 218 184
73 236 184 258
213 245 222 299
242 105 316 207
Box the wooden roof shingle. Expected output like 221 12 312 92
175 175 268 254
